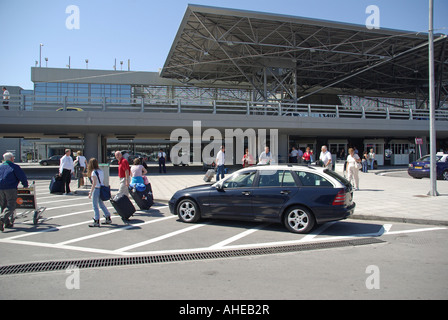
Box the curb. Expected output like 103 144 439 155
351 214 448 227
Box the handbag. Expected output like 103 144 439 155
95 170 111 201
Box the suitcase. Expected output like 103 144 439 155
129 186 153 210
129 189 153 210
203 169 215 182
49 175 64 194
110 195 136 221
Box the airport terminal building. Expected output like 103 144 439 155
1 5 448 166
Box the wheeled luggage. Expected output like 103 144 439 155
49 174 64 194
129 184 154 210
203 169 215 182
110 194 135 221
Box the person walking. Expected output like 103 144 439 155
258 146 273 165
319 145 332 169
302 147 312 165
115 151 130 198
131 158 147 185
242 148 255 167
346 147 361 190
362 151 369 173
215 146 226 181
369 148 376 170
289 147 299 163
75 151 87 187
87 158 112 227
2 87 10 110
158 149 167 174
59 149 74 195
0 152 28 231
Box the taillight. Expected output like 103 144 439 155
332 190 346 206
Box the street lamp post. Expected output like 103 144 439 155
428 0 438 196
39 43 44 67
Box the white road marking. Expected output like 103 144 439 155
209 223 270 249
57 213 174 246
113 223 208 253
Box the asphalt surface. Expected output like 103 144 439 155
0 166 447 300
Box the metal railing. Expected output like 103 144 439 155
3 94 448 121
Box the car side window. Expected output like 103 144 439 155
295 171 333 187
282 171 297 187
258 170 282 187
222 171 256 189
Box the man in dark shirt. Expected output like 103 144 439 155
0 152 28 231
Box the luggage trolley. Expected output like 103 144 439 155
15 182 46 225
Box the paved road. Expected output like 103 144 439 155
0 178 447 300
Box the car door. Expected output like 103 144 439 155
207 170 257 218
251 170 299 220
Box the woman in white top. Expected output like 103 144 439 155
346 148 362 190
87 158 112 227
131 158 147 185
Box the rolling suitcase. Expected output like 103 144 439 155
49 174 64 194
129 183 154 210
110 194 135 222
203 169 215 182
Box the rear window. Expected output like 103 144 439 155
418 155 442 162
323 169 351 188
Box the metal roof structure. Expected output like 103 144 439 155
161 4 448 108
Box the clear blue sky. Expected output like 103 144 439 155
1 0 447 89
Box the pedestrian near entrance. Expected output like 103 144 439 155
346 148 361 190
289 147 299 163
75 151 87 187
242 148 255 167
158 149 167 174
258 146 273 165
369 148 376 170
59 149 74 194
115 151 130 198
215 146 226 181
2 87 9 110
0 152 28 231
302 147 312 165
319 146 332 169
87 158 112 227
362 151 369 173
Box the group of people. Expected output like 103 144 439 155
289 147 314 164
216 146 277 181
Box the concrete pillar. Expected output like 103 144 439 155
278 134 288 163
84 133 101 162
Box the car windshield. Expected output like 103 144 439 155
324 169 351 188
418 155 442 162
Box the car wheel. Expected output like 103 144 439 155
177 199 200 223
442 170 448 181
41 161 48 166
283 206 315 234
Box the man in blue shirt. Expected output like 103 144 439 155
0 152 28 231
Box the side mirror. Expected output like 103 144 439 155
215 183 224 191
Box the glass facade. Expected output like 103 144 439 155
34 82 131 103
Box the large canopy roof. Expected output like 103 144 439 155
161 4 448 105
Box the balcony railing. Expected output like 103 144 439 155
3 94 448 121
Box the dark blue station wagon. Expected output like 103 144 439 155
169 165 356 234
